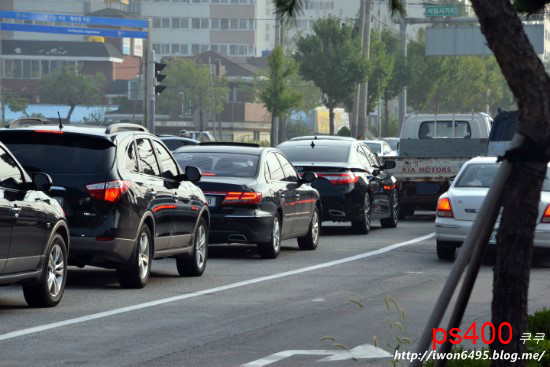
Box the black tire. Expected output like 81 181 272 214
117 225 152 289
177 218 208 277
298 206 320 250
398 205 414 220
437 240 457 261
381 190 399 228
23 233 68 308
258 214 281 259
351 194 372 234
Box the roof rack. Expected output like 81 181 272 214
105 123 148 134
6 118 53 128
199 142 260 148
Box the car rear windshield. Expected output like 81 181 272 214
174 152 259 178
1 132 115 174
278 145 350 163
364 142 381 154
455 163 550 191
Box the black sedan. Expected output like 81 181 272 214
158 135 200 151
278 139 398 234
173 143 320 259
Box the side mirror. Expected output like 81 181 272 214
300 171 317 184
372 169 381 177
382 160 396 170
33 172 53 192
186 166 201 182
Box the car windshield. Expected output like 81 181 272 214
455 163 550 190
364 142 382 154
174 152 259 178
278 145 350 162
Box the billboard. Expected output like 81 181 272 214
133 38 143 57
312 107 350 135
122 38 131 55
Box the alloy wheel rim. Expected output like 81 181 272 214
312 211 319 245
196 225 207 268
273 218 281 252
393 191 399 221
47 244 64 297
138 232 150 280
364 197 371 230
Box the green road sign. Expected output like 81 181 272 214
424 5 458 17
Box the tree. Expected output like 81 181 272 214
258 46 302 146
277 1 549 366
157 58 227 127
40 66 105 123
4 88 29 115
294 16 368 135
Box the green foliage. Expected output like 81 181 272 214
39 66 106 122
259 46 302 116
157 58 228 119
4 89 29 114
528 308 550 337
337 126 351 137
295 16 368 133
286 121 310 140
286 73 321 112
366 29 394 114
526 338 550 367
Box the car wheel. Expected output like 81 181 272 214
23 233 68 308
117 225 152 289
381 190 399 228
298 206 320 250
258 214 281 259
437 240 457 261
351 194 372 234
398 205 414 220
177 218 208 277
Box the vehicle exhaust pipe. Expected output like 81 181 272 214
228 234 247 243
329 209 346 217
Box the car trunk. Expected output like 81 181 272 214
194 176 258 212
292 162 355 195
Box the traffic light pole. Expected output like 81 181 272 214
145 19 156 134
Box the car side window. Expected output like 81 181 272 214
136 138 161 176
125 140 139 173
266 153 285 181
152 140 179 179
362 146 380 168
356 147 372 170
276 153 299 182
0 147 25 190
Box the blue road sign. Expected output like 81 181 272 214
0 10 147 28
0 22 148 39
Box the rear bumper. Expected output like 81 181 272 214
320 193 362 222
68 236 136 266
208 211 273 245
435 217 550 248
400 181 449 210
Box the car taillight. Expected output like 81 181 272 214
221 191 262 206
34 129 64 134
317 172 358 185
437 197 453 218
86 180 131 203
542 205 550 223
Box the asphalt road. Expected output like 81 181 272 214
1 213 549 367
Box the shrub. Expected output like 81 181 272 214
528 308 550 337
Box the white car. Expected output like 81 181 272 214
435 156 550 260
363 140 396 157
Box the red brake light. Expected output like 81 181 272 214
34 129 64 134
221 191 262 206
542 205 550 223
317 172 358 185
437 197 453 218
86 180 131 203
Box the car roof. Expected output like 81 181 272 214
173 144 269 155
158 135 200 143
278 139 355 148
466 156 499 164
289 135 356 141
3 122 149 138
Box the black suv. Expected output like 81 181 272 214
0 141 69 307
0 123 209 289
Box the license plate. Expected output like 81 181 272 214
206 196 217 207
489 233 497 244
53 197 64 207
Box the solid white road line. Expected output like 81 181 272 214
0 232 434 342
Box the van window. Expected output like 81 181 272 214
419 121 471 139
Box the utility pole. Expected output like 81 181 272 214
351 0 365 138
398 0 407 131
145 19 155 133
271 10 281 146
357 0 372 139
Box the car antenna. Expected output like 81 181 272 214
310 141 315 148
57 112 63 130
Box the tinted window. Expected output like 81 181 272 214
278 145 350 163
136 139 160 176
125 141 139 173
162 139 183 151
174 152 259 178
0 147 24 190
419 121 471 139
266 153 284 181
276 154 298 182
153 141 179 178
364 142 381 154
5 133 115 175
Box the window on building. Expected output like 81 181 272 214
239 19 247 29
172 44 180 54
31 60 39 78
201 18 209 28
219 44 228 55
211 44 219 52
229 45 237 55
161 44 170 54
192 18 200 29
181 44 189 54
211 18 220 29
181 18 189 28
220 18 229 29
192 44 200 55
41 60 49 76
230 18 238 29
153 18 161 28
162 18 170 28
201 44 209 53
153 43 161 53
172 18 180 28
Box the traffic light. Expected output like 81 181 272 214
154 62 167 95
